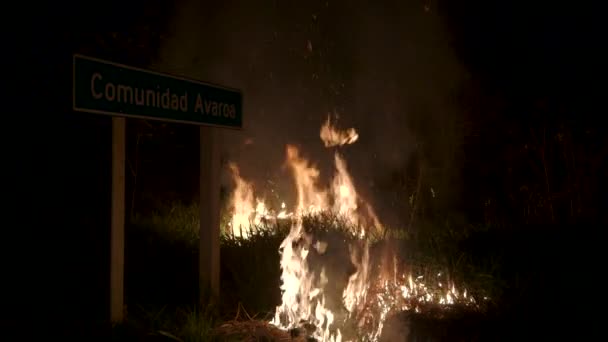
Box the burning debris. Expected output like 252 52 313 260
225 116 482 341
213 320 296 342
320 115 359 147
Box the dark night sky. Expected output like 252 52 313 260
9 0 602 237
152 0 601 224
13 0 602 236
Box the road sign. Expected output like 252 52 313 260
73 54 243 129
73 54 238 322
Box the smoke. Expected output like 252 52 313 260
157 0 466 226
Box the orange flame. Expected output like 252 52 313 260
320 115 359 147
228 163 256 238
227 116 479 340
285 145 328 215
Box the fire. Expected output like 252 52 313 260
227 119 379 237
270 119 382 341
342 240 370 317
227 163 279 238
285 145 329 215
227 163 256 238
320 115 359 147
272 218 343 341
227 116 480 340
331 153 382 237
332 154 358 223
277 202 290 219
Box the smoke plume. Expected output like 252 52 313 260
157 0 466 227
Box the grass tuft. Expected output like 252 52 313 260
126 201 573 340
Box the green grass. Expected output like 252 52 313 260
131 201 201 245
124 201 545 340
112 304 218 342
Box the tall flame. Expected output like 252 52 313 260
271 117 377 341
272 218 343 341
228 116 479 340
285 145 329 214
228 163 255 238
343 241 370 316
332 154 358 220
331 153 382 237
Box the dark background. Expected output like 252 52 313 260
6 0 605 334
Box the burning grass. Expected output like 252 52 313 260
126 117 495 341
218 116 492 339
128 205 494 341
112 112 602 341
213 321 294 342
266 213 490 342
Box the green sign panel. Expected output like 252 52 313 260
73 54 243 128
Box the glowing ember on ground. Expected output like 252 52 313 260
226 116 482 341
356 272 479 341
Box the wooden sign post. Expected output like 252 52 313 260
110 116 126 322
199 126 221 301
73 55 242 322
